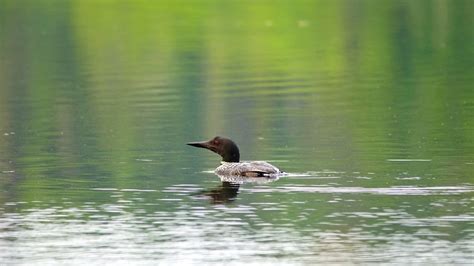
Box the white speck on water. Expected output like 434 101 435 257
121 188 157 192
201 170 215 174
387 159 432 162
355 176 372 180
136 158 153 162
91 188 118 191
396 176 421 180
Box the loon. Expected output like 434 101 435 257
187 136 281 177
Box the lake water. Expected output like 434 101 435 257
0 1 473 265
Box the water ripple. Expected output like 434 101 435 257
245 185 474 195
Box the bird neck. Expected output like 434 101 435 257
221 146 240 162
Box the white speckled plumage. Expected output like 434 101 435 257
215 161 281 177
217 173 279 184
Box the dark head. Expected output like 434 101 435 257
187 136 240 162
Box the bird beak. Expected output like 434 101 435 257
187 140 211 149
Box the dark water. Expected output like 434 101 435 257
1 1 473 264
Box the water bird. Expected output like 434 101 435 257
187 136 281 177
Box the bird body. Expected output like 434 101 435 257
215 161 280 177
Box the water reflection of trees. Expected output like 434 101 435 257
0 1 472 203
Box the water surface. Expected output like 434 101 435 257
0 0 473 264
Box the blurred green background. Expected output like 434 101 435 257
1 0 472 199
0 0 473 263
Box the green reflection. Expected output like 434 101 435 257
0 1 472 261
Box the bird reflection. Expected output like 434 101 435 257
197 174 279 204
201 181 241 204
